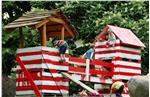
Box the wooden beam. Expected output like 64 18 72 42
63 23 74 37
4 22 39 29
15 15 50 22
95 26 109 41
19 27 24 48
61 26 64 40
47 31 70 38
4 28 16 32
49 17 64 24
35 19 49 29
41 24 47 46
61 72 99 94
46 25 62 31
48 17 74 37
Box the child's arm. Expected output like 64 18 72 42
90 52 94 60
82 53 86 58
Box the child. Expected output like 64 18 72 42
110 81 127 97
52 39 68 63
82 44 95 69
82 44 95 60
106 29 116 47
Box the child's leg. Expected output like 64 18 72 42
60 54 66 61
59 44 68 62
60 54 63 60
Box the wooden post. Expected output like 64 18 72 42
85 59 90 81
19 27 24 48
61 26 64 40
41 24 47 46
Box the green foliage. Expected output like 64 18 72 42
31 1 62 10
2 1 31 24
2 26 40 75
23 26 40 47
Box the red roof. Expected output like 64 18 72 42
97 25 145 48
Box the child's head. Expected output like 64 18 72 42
90 44 95 49
52 38 58 46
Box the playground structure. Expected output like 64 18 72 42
4 9 145 97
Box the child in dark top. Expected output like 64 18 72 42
52 39 68 63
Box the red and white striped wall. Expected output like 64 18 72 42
17 47 69 71
95 40 141 81
16 46 69 95
112 57 141 80
95 40 141 60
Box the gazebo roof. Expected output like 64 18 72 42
96 25 145 48
4 9 79 38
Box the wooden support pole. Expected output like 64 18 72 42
41 24 47 46
85 59 90 81
19 27 24 48
61 26 65 40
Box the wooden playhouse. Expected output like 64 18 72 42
4 9 145 97
94 25 145 96
4 9 79 97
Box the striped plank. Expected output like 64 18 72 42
16 90 68 95
114 67 141 74
17 47 43 53
69 74 112 84
16 63 68 71
19 54 69 62
41 72 64 78
95 53 141 60
112 75 140 80
68 57 86 66
16 76 69 82
17 46 69 54
112 60 141 68
16 72 68 79
16 80 69 87
16 85 68 91
16 72 40 79
95 46 141 53
96 49 140 55
17 51 57 57
69 66 113 76
41 90 68 94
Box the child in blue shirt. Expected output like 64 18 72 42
83 44 95 60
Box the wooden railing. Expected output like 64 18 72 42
68 57 114 82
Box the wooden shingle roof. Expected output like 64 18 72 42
4 9 79 38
